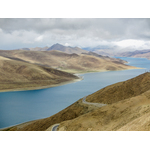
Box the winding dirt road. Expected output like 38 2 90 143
51 96 106 131
82 96 106 107
51 124 60 131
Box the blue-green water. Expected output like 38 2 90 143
0 57 149 129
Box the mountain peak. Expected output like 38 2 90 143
46 43 88 54
47 43 65 51
54 43 64 46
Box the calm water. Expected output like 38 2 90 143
0 57 149 129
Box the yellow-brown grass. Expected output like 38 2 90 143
86 72 150 104
0 56 78 91
58 90 150 131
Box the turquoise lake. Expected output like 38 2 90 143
0 57 149 129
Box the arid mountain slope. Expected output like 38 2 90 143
58 90 150 131
117 49 150 59
0 50 138 73
0 56 78 91
57 72 150 131
3 98 98 131
5 72 150 131
118 110 150 131
86 72 150 104
82 51 127 64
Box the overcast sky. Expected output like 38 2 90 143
0 18 150 51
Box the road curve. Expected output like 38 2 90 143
51 96 106 131
52 124 60 131
82 96 106 107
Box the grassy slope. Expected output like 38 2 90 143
86 72 150 104
58 90 150 131
0 56 78 91
57 73 150 131
4 72 150 131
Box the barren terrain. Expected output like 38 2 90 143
0 50 139 74
0 55 79 92
117 49 150 60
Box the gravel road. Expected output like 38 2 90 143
51 96 106 131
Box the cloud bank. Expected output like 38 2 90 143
0 18 150 51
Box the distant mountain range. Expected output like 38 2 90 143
15 43 88 54
82 45 118 56
15 44 150 60
116 49 150 59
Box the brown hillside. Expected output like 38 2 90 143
3 98 99 131
86 72 150 104
0 50 139 74
0 56 78 91
58 89 150 131
56 73 150 131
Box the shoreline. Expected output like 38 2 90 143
0 66 141 93
0 117 44 131
73 66 143 75
0 66 142 93
0 75 83 93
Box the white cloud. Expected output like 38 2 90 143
64 43 70 46
113 39 150 50
0 28 3 33
113 39 144 48
0 18 150 50
23 40 34 44
34 35 44 42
